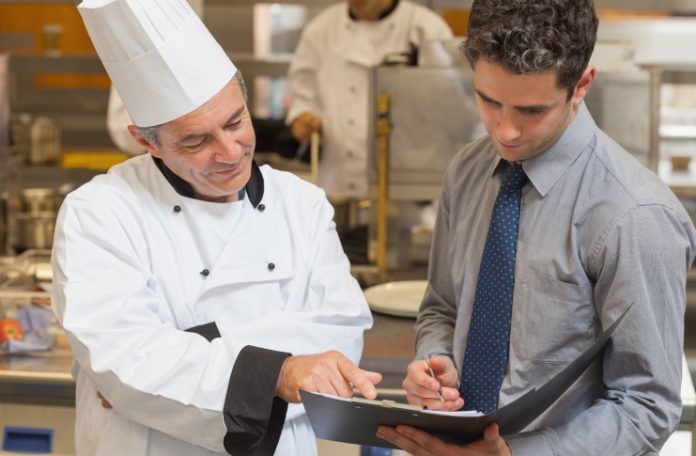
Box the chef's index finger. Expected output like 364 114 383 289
337 357 380 400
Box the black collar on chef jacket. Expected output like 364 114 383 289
152 156 265 208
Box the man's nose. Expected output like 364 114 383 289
495 110 521 143
215 135 243 162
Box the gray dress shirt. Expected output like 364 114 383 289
416 103 696 455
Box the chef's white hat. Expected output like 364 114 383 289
78 0 237 127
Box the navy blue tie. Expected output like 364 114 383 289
459 162 527 413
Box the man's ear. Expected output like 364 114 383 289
571 65 596 108
128 125 161 158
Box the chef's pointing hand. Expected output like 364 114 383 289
275 350 382 403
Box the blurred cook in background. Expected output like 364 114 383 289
105 0 204 156
53 1 381 455
284 0 452 198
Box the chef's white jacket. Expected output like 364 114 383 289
286 0 452 197
51 154 372 455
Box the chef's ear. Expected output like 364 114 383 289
128 125 161 158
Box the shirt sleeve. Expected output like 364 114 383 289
415 167 459 360
507 203 696 455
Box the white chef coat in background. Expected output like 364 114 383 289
51 155 372 455
286 0 453 198
106 87 143 156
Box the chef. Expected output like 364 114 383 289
51 1 381 455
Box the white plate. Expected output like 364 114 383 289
363 280 428 318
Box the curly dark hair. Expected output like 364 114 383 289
464 0 598 98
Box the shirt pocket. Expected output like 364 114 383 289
511 267 596 363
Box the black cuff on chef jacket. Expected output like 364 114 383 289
223 345 291 456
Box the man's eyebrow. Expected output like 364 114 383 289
475 89 498 104
176 106 246 145
224 106 246 124
475 89 553 111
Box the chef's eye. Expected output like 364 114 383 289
182 138 207 150
225 119 243 129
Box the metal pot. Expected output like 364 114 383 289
20 187 60 213
14 211 55 251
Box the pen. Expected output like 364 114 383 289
424 353 445 403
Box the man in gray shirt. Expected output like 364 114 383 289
377 0 696 454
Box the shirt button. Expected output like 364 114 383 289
258 203 266 212
347 150 354 158
200 268 210 277
349 86 356 94
173 205 182 213
267 262 275 271
347 118 355 126
348 182 356 190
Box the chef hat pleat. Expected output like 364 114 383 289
79 0 237 127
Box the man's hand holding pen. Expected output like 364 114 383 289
402 354 464 411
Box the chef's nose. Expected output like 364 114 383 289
215 135 244 162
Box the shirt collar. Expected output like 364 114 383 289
522 102 597 197
152 157 264 208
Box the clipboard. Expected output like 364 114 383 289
301 303 632 449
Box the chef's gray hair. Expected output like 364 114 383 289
463 0 598 100
137 70 248 147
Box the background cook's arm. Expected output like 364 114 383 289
285 23 323 134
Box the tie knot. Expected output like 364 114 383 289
500 163 527 193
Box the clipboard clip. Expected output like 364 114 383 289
353 397 424 411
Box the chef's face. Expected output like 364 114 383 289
472 58 594 163
132 79 255 203
347 0 392 20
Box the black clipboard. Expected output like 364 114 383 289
301 303 632 449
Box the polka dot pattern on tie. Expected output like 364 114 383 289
459 162 527 413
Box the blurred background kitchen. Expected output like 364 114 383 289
2 0 696 454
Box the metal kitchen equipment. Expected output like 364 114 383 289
19 187 60 214
29 115 60 165
13 211 55 252
0 54 9 150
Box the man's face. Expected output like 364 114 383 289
347 0 391 21
142 80 255 202
472 58 592 162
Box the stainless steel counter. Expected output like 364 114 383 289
0 348 73 406
0 318 694 447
